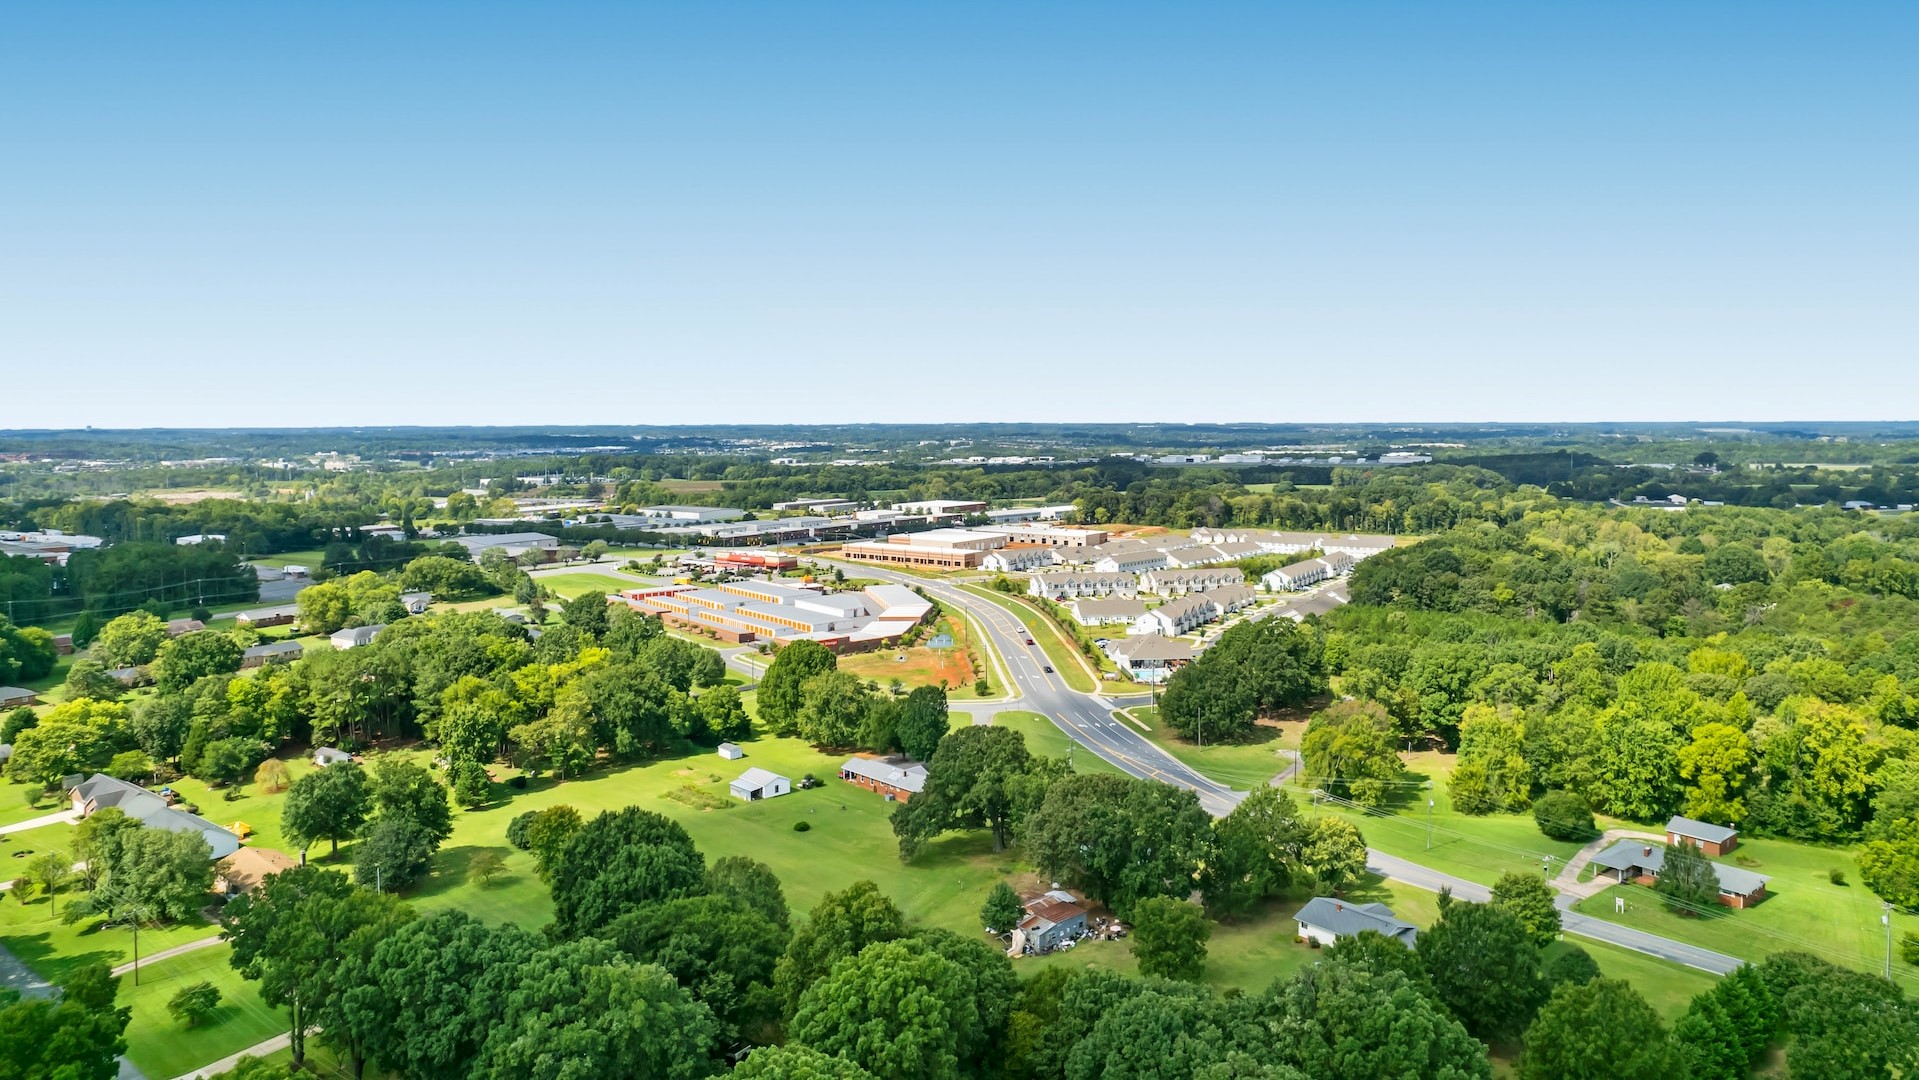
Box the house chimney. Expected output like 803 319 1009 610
1335 902 1342 911
1643 846 1652 857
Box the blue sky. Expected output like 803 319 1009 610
3 3 1913 427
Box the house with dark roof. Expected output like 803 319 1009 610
65 774 241 860
1666 815 1738 856
241 641 305 669
1016 889 1088 951
0 686 38 709
1295 896 1417 947
1588 840 1769 908
329 625 385 649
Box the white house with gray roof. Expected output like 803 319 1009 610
1588 840 1770 908
65 774 241 860
1295 896 1417 947
1029 572 1136 599
1070 596 1148 626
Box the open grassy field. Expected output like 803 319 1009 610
534 571 638 600
838 612 997 699
1128 705 1297 790
990 712 1125 776
119 943 291 1078
249 549 328 569
955 585 1098 692
1571 833 1919 995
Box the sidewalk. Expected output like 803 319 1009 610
0 809 81 836
111 935 223 977
171 1033 293 1080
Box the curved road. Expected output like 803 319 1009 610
817 558 1742 975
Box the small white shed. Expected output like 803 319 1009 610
313 747 352 768
717 743 745 760
729 768 791 801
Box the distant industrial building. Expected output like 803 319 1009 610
773 498 860 513
974 523 1108 548
839 528 1009 570
0 530 104 565
634 505 748 524
615 579 932 651
451 532 563 560
892 499 988 516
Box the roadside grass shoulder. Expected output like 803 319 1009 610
119 943 290 1079
1128 705 1294 790
955 585 1097 692
989 712 1124 776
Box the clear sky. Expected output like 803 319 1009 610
3 3 1914 428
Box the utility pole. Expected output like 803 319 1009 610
1886 904 1895 982
1426 795 1435 850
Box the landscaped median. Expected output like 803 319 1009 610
955 584 1099 692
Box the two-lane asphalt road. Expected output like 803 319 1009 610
815 557 1744 975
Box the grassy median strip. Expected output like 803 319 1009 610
955 584 1097 692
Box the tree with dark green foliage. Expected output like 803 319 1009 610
981 882 1023 932
1247 961 1491 1080
1417 900 1547 1042
281 760 370 857
1489 871 1560 948
893 725 1059 857
1323 929 1433 994
354 817 437 891
790 940 974 1080
166 981 221 1028
705 856 790 929
1543 944 1600 988
518 804 584 880
1200 785 1306 918
1654 841 1721 914
697 683 752 743
451 758 491 808
0 705 35 746
1021 772 1213 918
63 658 124 702
86 824 217 923
1299 699 1402 806
224 866 411 1069
774 880 907 1018
1531 790 1598 841
152 630 244 694
1767 957 1918 1079
1065 985 1229 1080
559 591 611 637
897 684 950 762
907 927 1020 1071
1520 980 1678 1080
547 807 705 939
0 962 129 1080
198 736 259 788
1131 897 1212 982
1157 619 1326 743
335 910 541 1080
758 639 838 736
93 610 169 668
470 939 719 1080
734 1044 878 1078
1671 963 1775 1080
607 893 789 1042
368 758 453 843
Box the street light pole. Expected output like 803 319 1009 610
1426 796 1435 851
1886 904 1895 982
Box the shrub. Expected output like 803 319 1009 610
1902 931 1919 967
1828 868 1847 886
254 759 291 794
974 678 990 696
505 810 537 850
793 820 811 832
1532 791 1598 842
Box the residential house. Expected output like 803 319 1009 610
330 625 384 649
1665 816 1739 857
241 641 304 669
1204 584 1257 616
399 592 433 615
1131 593 1217 636
1016 890 1089 950
729 768 792 801
840 756 928 801
106 666 149 688
1261 553 1355 592
65 774 241 860
1139 567 1245 596
1587 841 1770 908
236 604 300 629
1071 597 1148 626
1092 548 1173 574
166 618 206 637
980 547 1061 573
1029 573 1136 599
1294 896 1417 947
0 686 38 709
215 847 298 896
1105 636 1194 683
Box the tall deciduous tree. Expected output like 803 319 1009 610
1416 900 1547 1042
281 760 371 857
1653 841 1721 914
1022 773 1213 918
0 962 129 1080
1489 871 1560 949
1299 699 1401 806
774 880 907 1018
892 725 1057 857
758 640 837 736
1201 785 1306 918
896 685 951 762
547 807 705 939
94 611 169 668
1520 980 1677 1080
790 941 973 1080
152 631 244 694
1130 897 1212 982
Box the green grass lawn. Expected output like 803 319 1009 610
1571 833 1919 995
0 783 68 828
990 712 1125 776
161 756 327 860
534 571 640 600
1128 705 1295 790
1557 937 1718 1020
956 585 1097 692
249 549 328 569
119 943 291 1078
0 872 219 987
